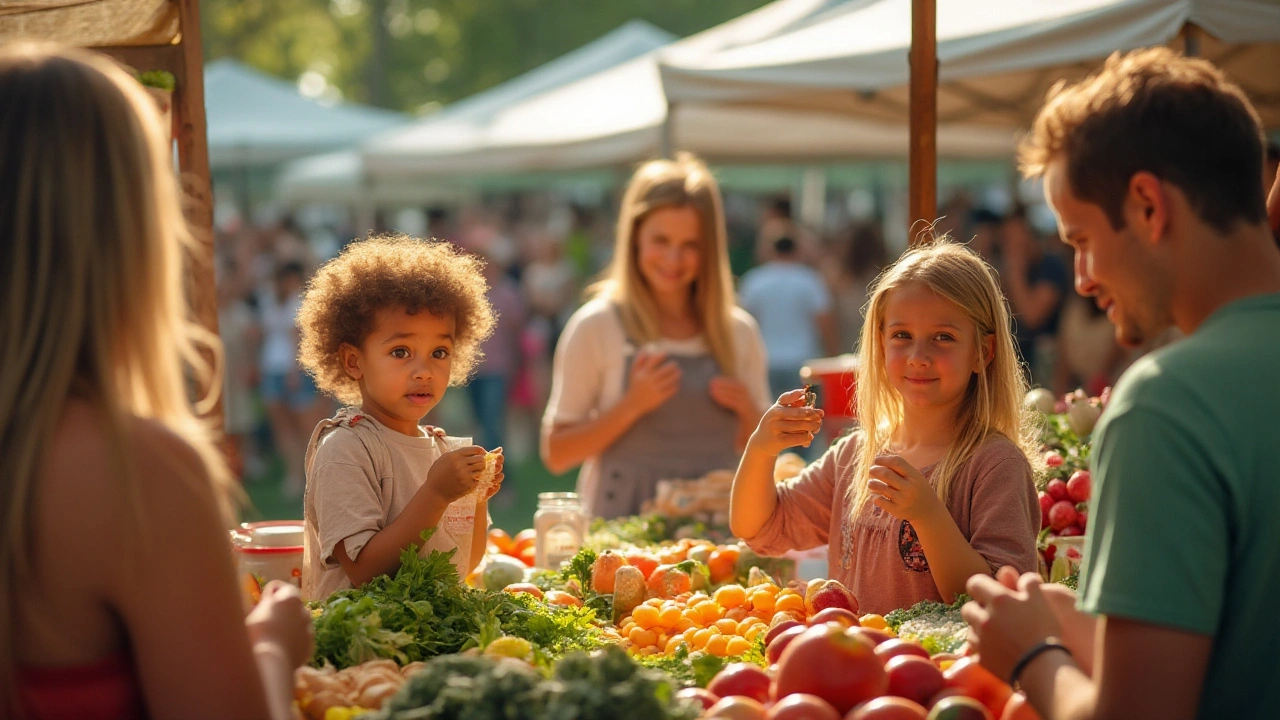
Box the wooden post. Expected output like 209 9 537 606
908 0 937 245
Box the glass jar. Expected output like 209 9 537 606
534 492 586 570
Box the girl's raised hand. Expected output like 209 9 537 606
745 389 823 457
868 454 945 524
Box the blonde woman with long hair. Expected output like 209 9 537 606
0 43 310 720
541 154 770 518
730 239 1040 614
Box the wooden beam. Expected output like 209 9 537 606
171 0 223 432
908 0 937 245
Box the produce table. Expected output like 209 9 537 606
296 390 1097 720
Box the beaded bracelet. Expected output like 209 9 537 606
1009 638 1072 690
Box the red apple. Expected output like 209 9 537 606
1045 479 1068 501
706 696 768 720
675 687 719 710
884 655 945 707
874 639 931 663
811 607 860 628
765 619 804 646
767 625 810 665
767 694 841 720
805 579 861 616
1066 471 1091 503
846 696 928 720
1048 501 1077 532
775 624 888 714
708 663 772 704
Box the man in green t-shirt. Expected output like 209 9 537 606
960 48 1280 720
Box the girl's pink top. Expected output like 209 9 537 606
745 432 1040 615
19 652 147 720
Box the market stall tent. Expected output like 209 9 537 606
205 58 406 169
657 0 1280 126
657 0 1280 230
0 0 223 427
276 19 675 206
358 0 1015 181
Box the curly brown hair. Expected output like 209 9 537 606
297 234 495 405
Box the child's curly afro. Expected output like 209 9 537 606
297 234 496 405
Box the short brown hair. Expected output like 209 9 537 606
297 235 495 405
1019 47 1267 234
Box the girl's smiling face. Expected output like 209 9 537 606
881 281 991 412
340 306 455 436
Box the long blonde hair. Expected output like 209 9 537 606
589 153 738 374
0 42 232 702
848 239 1036 519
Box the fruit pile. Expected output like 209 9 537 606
693 620 1042 720
1025 387 1104 582
612 570 863 659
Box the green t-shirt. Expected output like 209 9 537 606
1080 293 1280 718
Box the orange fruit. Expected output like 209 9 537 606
707 547 740 584
632 605 660 630
705 635 730 657
750 591 776 614
714 618 740 635
775 593 806 614
517 545 536 567
692 628 714 649
628 627 658 647
665 636 686 655
658 605 682 629
725 637 752 656
625 553 659 580
859 613 889 630
713 585 748 609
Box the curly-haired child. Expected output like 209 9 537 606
297 235 502 600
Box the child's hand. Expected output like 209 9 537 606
426 445 485 503
745 389 824 457
483 448 505 500
245 581 313 669
868 454 945 524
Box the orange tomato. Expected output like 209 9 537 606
625 553 659 580
488 528 515 555
707 547 740 584
944 656 1014 718
517 545 537 567
544 590 582 608
512 528 537 554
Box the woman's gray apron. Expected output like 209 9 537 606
591 335 742 519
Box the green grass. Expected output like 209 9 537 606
240 452 575 535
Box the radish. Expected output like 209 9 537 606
1044 451 1064 468
1046 479 1069 502
1067 471 1092 503
1049 501 1078 532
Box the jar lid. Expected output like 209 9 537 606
537 492 579 501
237 521 304 548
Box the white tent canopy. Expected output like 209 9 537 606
206 59 406 169
657 0 1280 127
277 19 675 203
360 0 1016 181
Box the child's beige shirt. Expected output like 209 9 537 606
302 408 480 600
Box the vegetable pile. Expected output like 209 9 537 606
310 532 604 669
363 646 700 720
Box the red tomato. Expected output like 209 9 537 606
847 696 929 720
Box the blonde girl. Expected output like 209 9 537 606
542 154 770 518
731 239 1040 614
0 43 309 720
